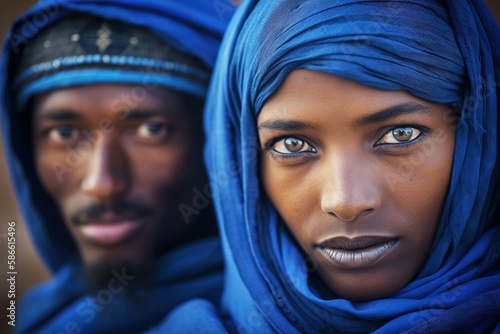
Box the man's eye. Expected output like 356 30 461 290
48 126 79 143
137 122 168 138
376 127 421 145
272 136 316 154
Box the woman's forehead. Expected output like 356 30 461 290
258 70 439 124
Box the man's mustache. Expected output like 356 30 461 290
71 200 153 225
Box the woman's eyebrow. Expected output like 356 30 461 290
258 119 317 131
354 102 430 126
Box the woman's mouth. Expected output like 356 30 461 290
316 236 400 269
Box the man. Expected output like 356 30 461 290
0 1 235 333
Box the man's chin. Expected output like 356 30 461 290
84 258 155 300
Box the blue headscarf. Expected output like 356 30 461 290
0 0 235 333
204 0 500 332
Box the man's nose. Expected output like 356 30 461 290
81 136 129 199
320 151 382 222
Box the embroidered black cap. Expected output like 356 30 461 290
14 14 209 109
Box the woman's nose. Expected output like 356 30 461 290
320 152 382 222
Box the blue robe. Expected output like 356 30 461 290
0 0 235 333
193 0 500 333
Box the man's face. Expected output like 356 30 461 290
32 85 205 274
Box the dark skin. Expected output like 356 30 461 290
258 70 456 301
32 85 210 281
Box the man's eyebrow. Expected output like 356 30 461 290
122 109 181 120
355 102 431 126
258 119 317 131
39 110 80 121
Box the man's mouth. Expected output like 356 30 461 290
72 203 152 247
78 213 147 247
316 236 400 269
78 215 144 246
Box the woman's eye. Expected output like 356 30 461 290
48 126 79 143
377 127 421 145
272 136 316 154
137 122 168 138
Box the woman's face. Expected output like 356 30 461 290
258 70 456 301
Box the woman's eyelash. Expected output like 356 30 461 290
263 135 287 150
262 135 317 163
262 125 429 159
375 124 429 147
265 135 315 151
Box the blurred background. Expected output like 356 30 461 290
1 1 499 333
1 4 50 334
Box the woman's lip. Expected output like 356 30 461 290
318 236 398 250
316 236 400 269
78 219 145 247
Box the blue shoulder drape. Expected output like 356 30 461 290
203 0 500 332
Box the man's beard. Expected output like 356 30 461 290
84 258 155 304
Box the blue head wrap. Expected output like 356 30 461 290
0 0 235 332
205 0 500 332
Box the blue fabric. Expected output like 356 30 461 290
202 0 500 332
18 238 224 334
0 0 235 333
17 69 208 107
144 299 229 334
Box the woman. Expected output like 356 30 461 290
200 0 500 332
